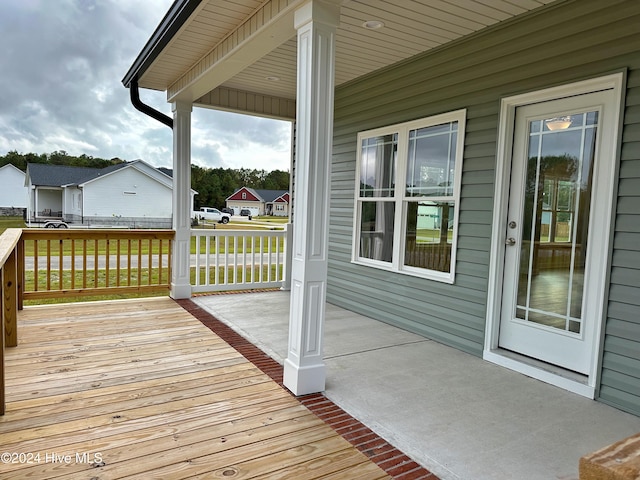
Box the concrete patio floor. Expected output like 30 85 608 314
193 290 640 480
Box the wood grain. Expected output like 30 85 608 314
0 297 390 479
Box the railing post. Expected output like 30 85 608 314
281 223 293 291
3 249 18 347
17 237 24 311
0 265 5 415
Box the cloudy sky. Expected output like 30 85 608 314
0 0 292 171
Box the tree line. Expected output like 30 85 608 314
0 150 290 210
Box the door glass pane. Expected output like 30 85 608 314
515 111 598 334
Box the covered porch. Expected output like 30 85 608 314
193 290 640 480
1 225 639 479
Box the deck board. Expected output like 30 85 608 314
0 297 390 479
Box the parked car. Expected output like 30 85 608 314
192 207 230 224
240 209 252 220
221 207 234 215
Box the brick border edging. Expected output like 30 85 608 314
177 298 437 480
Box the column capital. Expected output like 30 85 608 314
171 101 193 114
294 0 340 30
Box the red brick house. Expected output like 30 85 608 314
226 187 289 217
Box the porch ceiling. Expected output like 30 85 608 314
125 0 557 114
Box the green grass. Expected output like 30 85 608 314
192 264 283 286
23 266 170 305
5 215 285 305
23 238 171 257
23 264 283 305
190 234 284 255
0 216 26 235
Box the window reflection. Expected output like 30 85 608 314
359 201 395 263
404 201 453 272
360 134 397 198
406 122 458 197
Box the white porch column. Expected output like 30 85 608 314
170 101 192 299
283 0 339 396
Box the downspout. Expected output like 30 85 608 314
129 79 173 129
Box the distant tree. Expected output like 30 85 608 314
189 165 290 210
0 150 290 211
262 169 290 190
0 150 123 171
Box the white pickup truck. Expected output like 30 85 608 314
192 207 230 224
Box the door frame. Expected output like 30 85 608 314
484 73 625 398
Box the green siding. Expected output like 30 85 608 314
327 0 640 415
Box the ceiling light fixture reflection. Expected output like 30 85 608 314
265 76 280 82
545 116 572 130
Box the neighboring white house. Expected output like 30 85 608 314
0 164 28 216
25 160 196 228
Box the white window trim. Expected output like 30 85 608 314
352 109 466 284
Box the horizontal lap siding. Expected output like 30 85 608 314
327 0 640 412
601 66 640 415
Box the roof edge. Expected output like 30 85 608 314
122 0 203 90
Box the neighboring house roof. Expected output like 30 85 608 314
226 187 288 203
26 164 104 187
25 161 188 191
157 167 173 177
274 192 290 203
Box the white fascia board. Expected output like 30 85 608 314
167 1 301 103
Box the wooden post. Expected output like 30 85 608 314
17 238 24 311
3 249 17 347
0 265 5 415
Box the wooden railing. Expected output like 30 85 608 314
21 229 173 300
0 229 21 415
191 228 288 292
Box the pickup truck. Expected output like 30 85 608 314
192 207 230 224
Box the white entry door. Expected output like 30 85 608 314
499 89 618 375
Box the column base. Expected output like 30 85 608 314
170 282 192 300
283 358 326 396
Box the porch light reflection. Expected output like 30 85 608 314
545 116 572 130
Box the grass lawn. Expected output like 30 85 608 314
0 216 26 235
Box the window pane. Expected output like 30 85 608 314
360 134 397 197
359 201 395 263
404 201 453 272
406 122 458 197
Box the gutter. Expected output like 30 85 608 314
130 80 173 129
122 0 202 129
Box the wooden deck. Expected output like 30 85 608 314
0 297 390 479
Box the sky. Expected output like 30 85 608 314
0 0 292 171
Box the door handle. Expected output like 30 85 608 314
505 237 516 246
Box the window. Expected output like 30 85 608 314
353 110 466 283
242 192 247 199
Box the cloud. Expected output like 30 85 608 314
0 0 291 171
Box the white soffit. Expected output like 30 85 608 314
138 0 557 102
